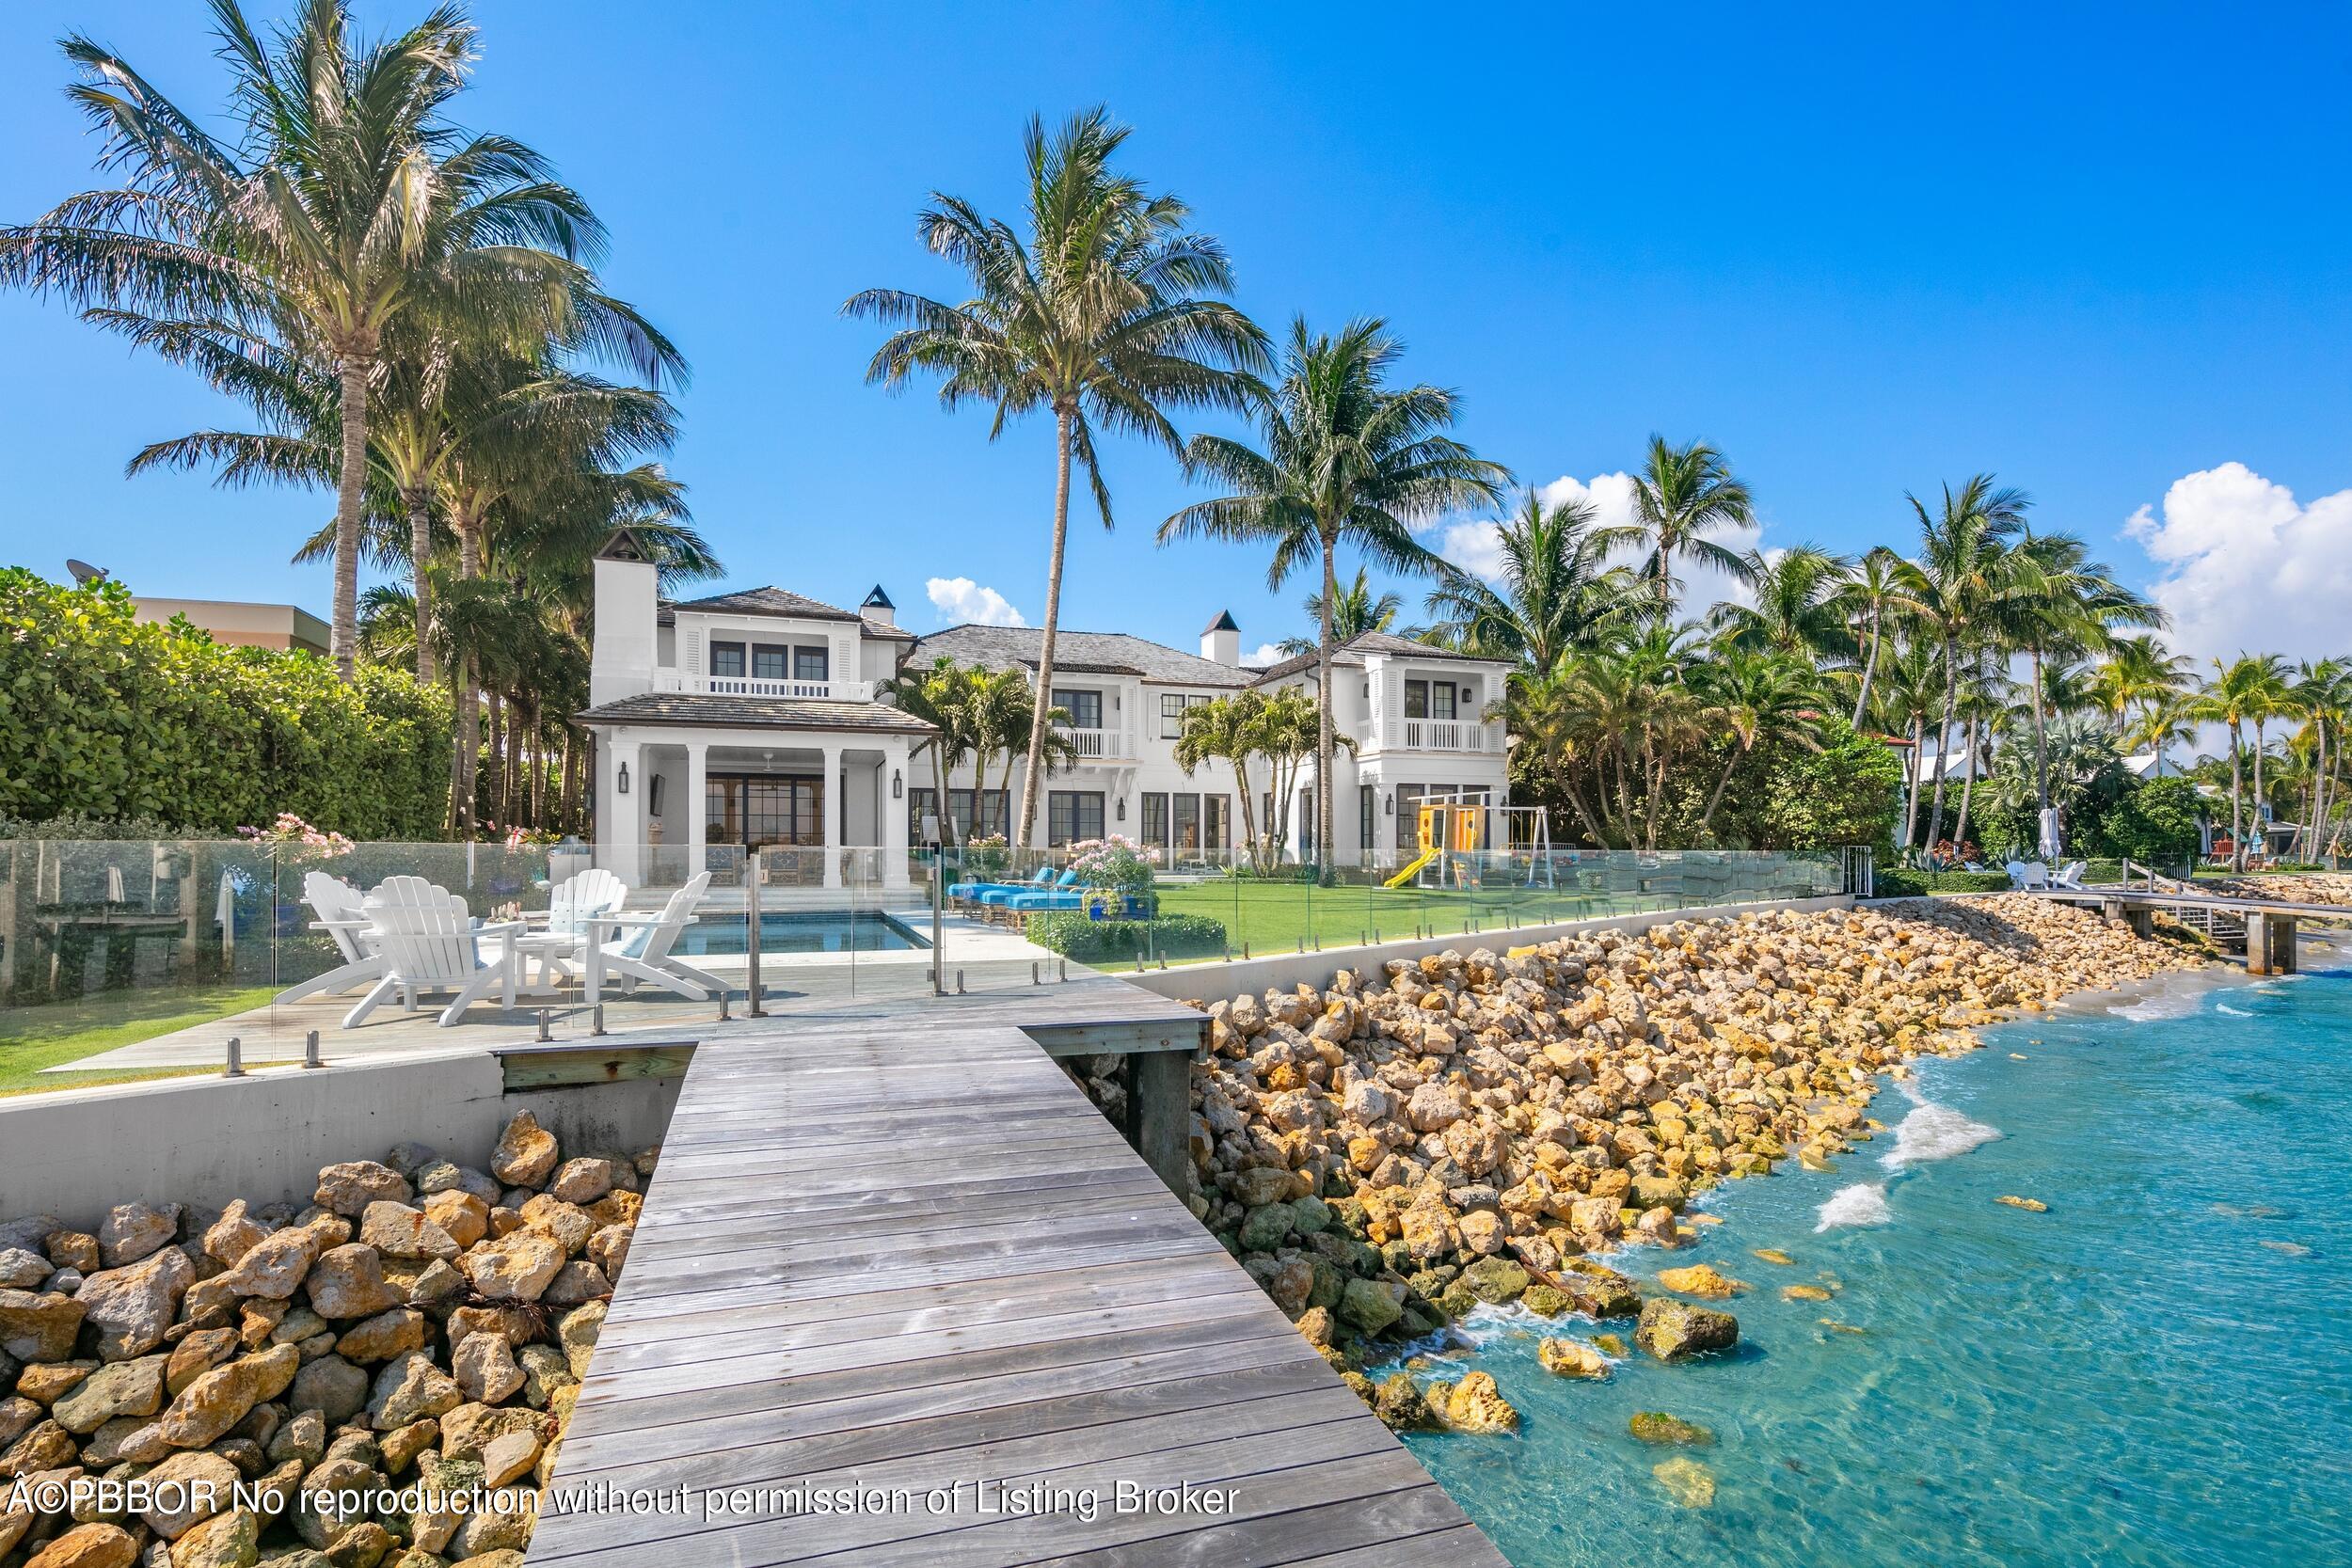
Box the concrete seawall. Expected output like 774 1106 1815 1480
0 1050 680 1226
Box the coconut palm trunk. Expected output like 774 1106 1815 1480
1850 608 1883 730
2228 720 2245 867
1926 640 1960 845
2028 644 2051 813
1315 531 1339 876
332 358 373 681
1954 713 1981 849
1903 714 1926 847
1016 409 1076 851
404 484 435 683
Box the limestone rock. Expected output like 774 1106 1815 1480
163 1505 259 1568
1336 1277 1404 1335
1430 1371 1518 1433
44 1234 99 1275
516 1344 574 1408
452 1336 523 1406
1536 1338 1612 1379
455 1234 564 1303
368 1352 462 1431
1629 1410 1715 1445
51 1355 167 1434
288 1356 370 1425
152 1342 299 1449
478 1429 539 1489
293 1456 383 1550
14 1360 93 1404
138 1449 239 1538
584 1225 631 1279
24 1522 139 1568
335 1310 425 1365
76 1248 193 1361
0 1250 51 1289
96 1204 181 1270
313 1164 411 1218
546 1159 616 1206
357 1205 457 1263
516 1196 594 1257
0 1291 86 1363
378 1418 439 1477
1636 1297 1739 1362
166 1328 241 1396
305 1247 399 1321
1653 1455 1716 1507
419 1193 488 1252
540 1260 610 1307
216 1227 320 1302
1656 1264 1746 1299
488 1114 558 1190
0 1417 77 1478
1370 1373 1434 1432
556 1302 605 1380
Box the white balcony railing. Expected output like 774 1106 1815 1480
655 673 876 702
1055 725 1127 759
1398 719 1494 752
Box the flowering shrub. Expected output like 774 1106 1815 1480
963 833 1011 879
1065 834 1157 890
236 813 355 860
491 823 561 849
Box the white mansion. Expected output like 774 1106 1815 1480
579 531 1512 888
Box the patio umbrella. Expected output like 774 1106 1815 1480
2037 807 2063 862
106 864 125 904
216 871 237 966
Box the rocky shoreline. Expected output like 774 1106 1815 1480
0 1114 645 1568
1149 894 2214 1432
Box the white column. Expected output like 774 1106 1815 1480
685 741 708 874
822 744 844 888
882 738 912 889
606 739 644 884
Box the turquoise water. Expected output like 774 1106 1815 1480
1398 940 2352 1567
673 910 926 955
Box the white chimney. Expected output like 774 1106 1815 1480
591 529 659 706
1201 609 1240 666
862 584 897 627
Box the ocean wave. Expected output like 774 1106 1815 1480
1883 1101 2003 1169
2109 989 2201 1022
1816 1182 1893 1231
2216 1002 2252 1017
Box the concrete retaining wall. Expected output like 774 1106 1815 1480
0 1053 681 1229
1123 894 1855 1003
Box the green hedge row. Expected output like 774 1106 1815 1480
1026 912 1230 962
1871 868 2017 896
0 569 453 839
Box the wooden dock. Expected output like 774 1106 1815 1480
2032 884 2346 973
526 975 1509 1568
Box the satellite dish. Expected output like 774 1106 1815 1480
65 559 109 586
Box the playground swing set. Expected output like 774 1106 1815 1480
1381 791 1554 890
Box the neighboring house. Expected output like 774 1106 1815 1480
577 531 1516 878
134 596 329 656
1246 633 1515 865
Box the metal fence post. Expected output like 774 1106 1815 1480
745 853 767 1017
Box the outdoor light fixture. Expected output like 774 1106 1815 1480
1115 797 1126 821
891 768 902 800
616 761 630 796
1385 793 1394 815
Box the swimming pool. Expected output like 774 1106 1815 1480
675 910 928 956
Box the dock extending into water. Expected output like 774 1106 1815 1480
525 974 1509 1567
2031 884 2345 974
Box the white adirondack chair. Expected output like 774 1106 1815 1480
275 872 385 1004
546 868 627 935
2008 860 2052 890
2052 860 2089 889
577 871 721 1004
344 878 521 1029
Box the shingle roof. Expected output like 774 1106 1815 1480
1248 631 1505 686
657 585 915 640
574 694 935 735
911 624 1253 688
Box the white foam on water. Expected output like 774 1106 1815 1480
1883 1101 2003 1169
2216 1002 2252 1018
2109 988 2201 1022
1816 1182 1894 1231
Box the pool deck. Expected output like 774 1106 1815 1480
525 974 1507 1567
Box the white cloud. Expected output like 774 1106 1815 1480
1241 641 1285 668
1433 470 1760 612
925 576 1025 627
2122 462 2352 666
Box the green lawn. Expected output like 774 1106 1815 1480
1151 878 1634 961
0 984 272 1096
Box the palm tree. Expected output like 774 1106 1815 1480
2295 659 2348 857
2010 530 2166 818
1276 568 1406 657
2128 694 2200 784
1872 634 1946 848
966 667 1076 829
1160 317 1507 873
1838 546 1907 730
1605 436 1757 615
1707 545 1856 659
1692 649 1822 839
878 658 984 839
1891 475 2034 847
1237 687 1334 864
2195 655 2290 867
2 2 658 679
2090 634 2196 742
847 108 1267 850
1422 487 1639 675
1174 692 1267 870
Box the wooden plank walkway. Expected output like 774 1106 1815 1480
527 977 1509 1568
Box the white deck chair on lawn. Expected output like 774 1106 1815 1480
2052 860 2089 889
579 871 721 1002
2007 860 2051 890
344 878 522 1029
276 871 385 1004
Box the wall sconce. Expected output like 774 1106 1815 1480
1384 792 1394 816
616 761 630 796
891 768 903 800
1115 797 1127 821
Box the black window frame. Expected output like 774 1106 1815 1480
709 640 747 678
794 644 830 682
1047 790 1105 847
1055 689 1104 731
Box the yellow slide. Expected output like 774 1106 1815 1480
1383 847 1439 889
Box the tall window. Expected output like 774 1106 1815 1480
1055 689 1103 730
1429 681 1457 721
709 641 746 678
794 645 829 682
1140 793 1169 847
909 788 1009 842
1360 784 1377 852
751 643 788 680
1204 795 1230 852
1048 790 1104 847
1172 794 1201 852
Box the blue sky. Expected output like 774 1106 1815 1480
5 1 2350 666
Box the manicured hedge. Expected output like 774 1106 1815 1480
0 568 453 838
1871 868 2017 896
1027 911 1230 962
